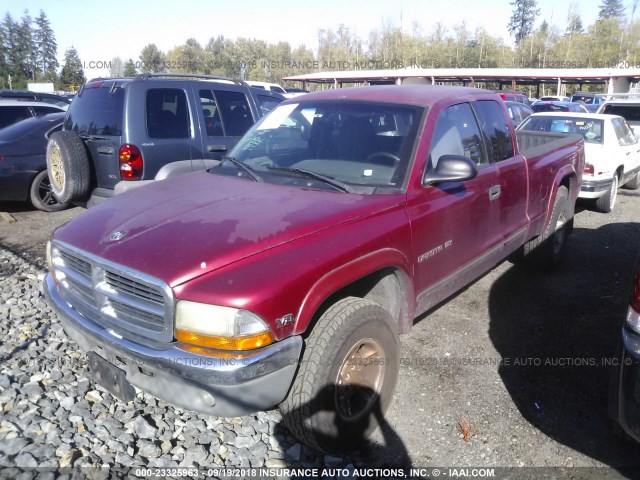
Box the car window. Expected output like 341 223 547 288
472 100 514 162
429 103 486 168
0 106 33 128
146 88 190 139
612 117 636 146
256 95 283 115
271 86 287 94
518 116 604 144
214 90 253 137
65 86 124 136
32 106 61 116
199 90 223 137
601 104 640 122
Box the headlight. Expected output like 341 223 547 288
175 300 275 351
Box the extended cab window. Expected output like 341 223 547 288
473 100 515 162
146 88 190 139
428 103 486 169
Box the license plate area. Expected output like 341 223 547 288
87 352 136 402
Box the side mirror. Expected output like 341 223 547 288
423 155 478 186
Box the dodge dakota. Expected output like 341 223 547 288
44 85 585 452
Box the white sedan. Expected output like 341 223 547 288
518 112 640 213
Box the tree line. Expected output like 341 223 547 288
1 0 639 92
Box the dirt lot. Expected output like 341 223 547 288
1 187 640 479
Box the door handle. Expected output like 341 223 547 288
207 144 227 153
488 185 501 201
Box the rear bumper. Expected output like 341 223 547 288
44 273 302 417
579 177 613 199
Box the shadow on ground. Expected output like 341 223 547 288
489 222 640 477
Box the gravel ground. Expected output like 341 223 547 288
1 188 640 479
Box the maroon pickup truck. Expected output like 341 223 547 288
44 85 584 452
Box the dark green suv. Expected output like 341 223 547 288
46 74 284 206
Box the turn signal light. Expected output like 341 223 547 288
119 144 143 180
176 329 275 351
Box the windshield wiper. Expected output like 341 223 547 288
78 133 109 141
220 156 263 182
267 166 351 192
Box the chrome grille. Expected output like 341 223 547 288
51 242 173 343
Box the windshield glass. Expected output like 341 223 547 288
213 101 423 193
518 115 605 144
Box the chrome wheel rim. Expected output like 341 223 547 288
49 146 65 192
335 338 385 422
38 174 59 206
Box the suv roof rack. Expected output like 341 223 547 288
134 73 247 86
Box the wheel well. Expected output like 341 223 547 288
616 166 624 179
303 268 410 338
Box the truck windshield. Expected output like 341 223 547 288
519 115 605 144
213 101 423 193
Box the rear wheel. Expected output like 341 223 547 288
522 186 571 270
595 174 619 213
29 170 69 212
46 131 90 203
279 297 399 453
623 171 640 191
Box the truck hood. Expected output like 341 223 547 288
55 172 404 287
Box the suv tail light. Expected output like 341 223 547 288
119 144 143 181
584 163 594 175
631 269 640 314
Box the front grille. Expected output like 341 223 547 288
51 243 173 343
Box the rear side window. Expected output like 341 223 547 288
256 95 283 115
611 117 637 145
215 90 253 136
601 104 640 122
473 100 515 162
0 106 31 128
32 106 61 116
146 88 190 139
65 87 124 136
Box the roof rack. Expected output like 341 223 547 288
134 73 247 86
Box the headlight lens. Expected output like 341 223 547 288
175 301 275 351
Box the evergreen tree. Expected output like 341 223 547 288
139 43 164 72
3 13 20 83
109 56 123 77
60 46 85 89
123 58 136 76
508 0 540 45
17 10 36 81
598 0 625 21
34 10 58 81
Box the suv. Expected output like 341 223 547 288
0 100 66 129
46 74 285 206
598 99 640 139
0 90 71 109
570 92 605 113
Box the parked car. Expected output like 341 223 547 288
0 100 66 129
598 99 640 139
245 81 287 94
44 85 584 453
0 112 69 212
504 101 534 127
0 90 71 109
494 90 531 106
570 92 605 113
518 112 640 213
532 101 589 113
46 74 285 207
539 95 571 102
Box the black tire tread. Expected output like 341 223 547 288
46 131 90 203
279 296 396 451
29 170 69 212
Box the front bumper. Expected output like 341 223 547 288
44 273 302 417
614 326 640 443
579 177 613 199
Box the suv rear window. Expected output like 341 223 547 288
65 86 124 136
600 104 640 122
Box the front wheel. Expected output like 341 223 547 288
279 297 399 453
595 174 619 213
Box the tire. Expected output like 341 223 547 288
46 131 90 203
279 297 399 453
623 171 640 191
522 185 571 270
595 173 619 213
29 170 70 212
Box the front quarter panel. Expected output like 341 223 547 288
173 201 413 340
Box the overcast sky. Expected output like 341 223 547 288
6 0 605 79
